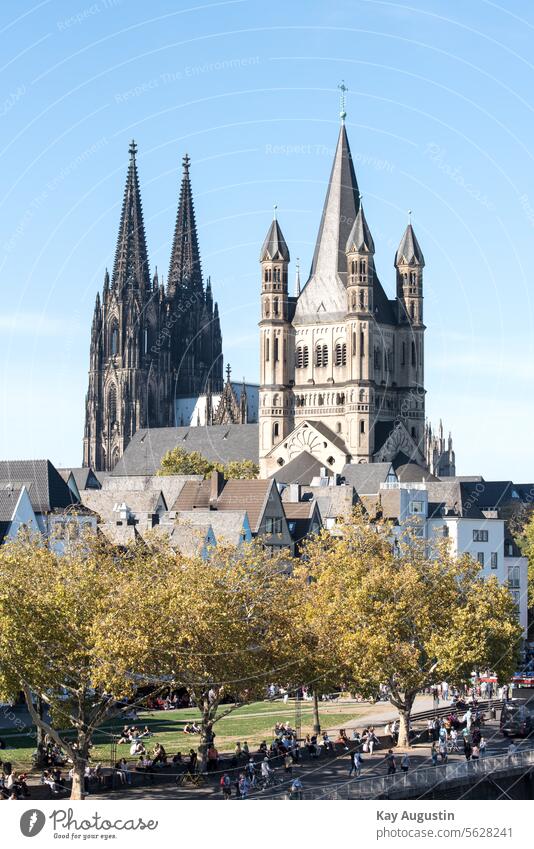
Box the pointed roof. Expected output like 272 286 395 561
168 153 203 294
295 123 360 321
395 223 425 267
260 216 290 262
112 141 150 291
346 204 375 254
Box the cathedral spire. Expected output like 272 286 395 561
346 203 375 254
168 153 202 295
111 140 150 292
395 222 425 267
309 123 360 282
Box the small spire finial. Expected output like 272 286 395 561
183 153 191 171
338 80 348 123
129 139 137 160
295 256 301 296
226 362 231 382
408 209 412 224
273 204 277 221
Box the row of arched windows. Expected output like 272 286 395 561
264 267 285 283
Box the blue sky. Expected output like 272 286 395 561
0 0 533 479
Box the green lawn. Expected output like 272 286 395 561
1 700 367 771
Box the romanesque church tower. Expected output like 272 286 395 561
259 116 430 478
83 143 223 471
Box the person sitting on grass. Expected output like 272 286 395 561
152 743 167 766
183 722 200 735
129 739 146 757
207 744 219 772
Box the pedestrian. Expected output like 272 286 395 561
438 738 448 763
463 736 472 761
368 728 378 754
238 773 250 799
400 754 410 773
385 749 396 775
220 772 232 799
450 728 459 752
479 737 487 757
284 751 293 776
471 744 480 762
349 750 362 777
431 741 438 766
290 776 303 800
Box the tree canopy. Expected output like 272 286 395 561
297 510 522 746
158 446 258 479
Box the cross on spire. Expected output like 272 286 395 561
182 153 190 171
226 363 232 382
338 80 348 123
129 139 137 160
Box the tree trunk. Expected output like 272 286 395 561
312 690 321 734
70 757 86 800
395 693 416 748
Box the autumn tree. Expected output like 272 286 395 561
516 510 534 612
99 539 302 770
298 511 522 747
0 532 173 799
158 446 258 479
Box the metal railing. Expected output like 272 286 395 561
309 749 534 800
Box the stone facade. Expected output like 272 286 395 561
83 144 223 471
259 121 429 478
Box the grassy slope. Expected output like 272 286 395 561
1 700 367 770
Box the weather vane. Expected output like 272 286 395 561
273 203 277 221
338 80 348 122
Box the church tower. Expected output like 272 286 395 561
83 145 224 471
83 141 170 471
345 204 375 461
395 221 426 448
167 154 223 398
258 211 294 460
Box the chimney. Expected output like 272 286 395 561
288 483 301 503
210 469 225 509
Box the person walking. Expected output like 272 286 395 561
385 750 396 775
431 741 439 766
220 772 232 799
400 754 410 774
349 750 362 778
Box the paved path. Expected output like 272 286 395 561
87 714 530 801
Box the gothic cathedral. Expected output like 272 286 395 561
83 143 223 471
259 118 429 478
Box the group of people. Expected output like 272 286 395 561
0 762 30 799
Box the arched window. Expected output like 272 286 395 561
359 290 365 309
411 341 416 367
360 420 365 434
110 322 119 356
315 344 328 367
274 337 279 362
359 389 365 402
410 302 415 321
264 269 268 283
336 422 342 434
265 336 270 362
359 259 366 281
351 260 356 275
360 330 364 356
334 342 347 367
273 297 279 316
273 422 280 438
296 346 308 368
108 384 117 425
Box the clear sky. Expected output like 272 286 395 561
0 0 533 479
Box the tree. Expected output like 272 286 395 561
101 538 301 770
516 510 534 612
0 532 175 799
157 447 258 479
298 511 522 747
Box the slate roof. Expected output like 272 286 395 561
111 425 259 476
58 467 102 491
309 421 350 454
341 462 395 495
396 463 439 483
80 490 167 521
103 474 200 508
283 500 321 547
0 487 22 522
140 523 209 557
260 217 290 262
300 485 356 521
270 451 326 485
98 523 139 547
177 510 248 547
395 223 425 267
346 205 375 254
0 460 77 513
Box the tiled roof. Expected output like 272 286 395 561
111 424 259 476
0 460 77 513
177 510 248 547
216 479 274 533
172 480 211 511
81 489 166 520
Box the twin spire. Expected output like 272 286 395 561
111 142 208 298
